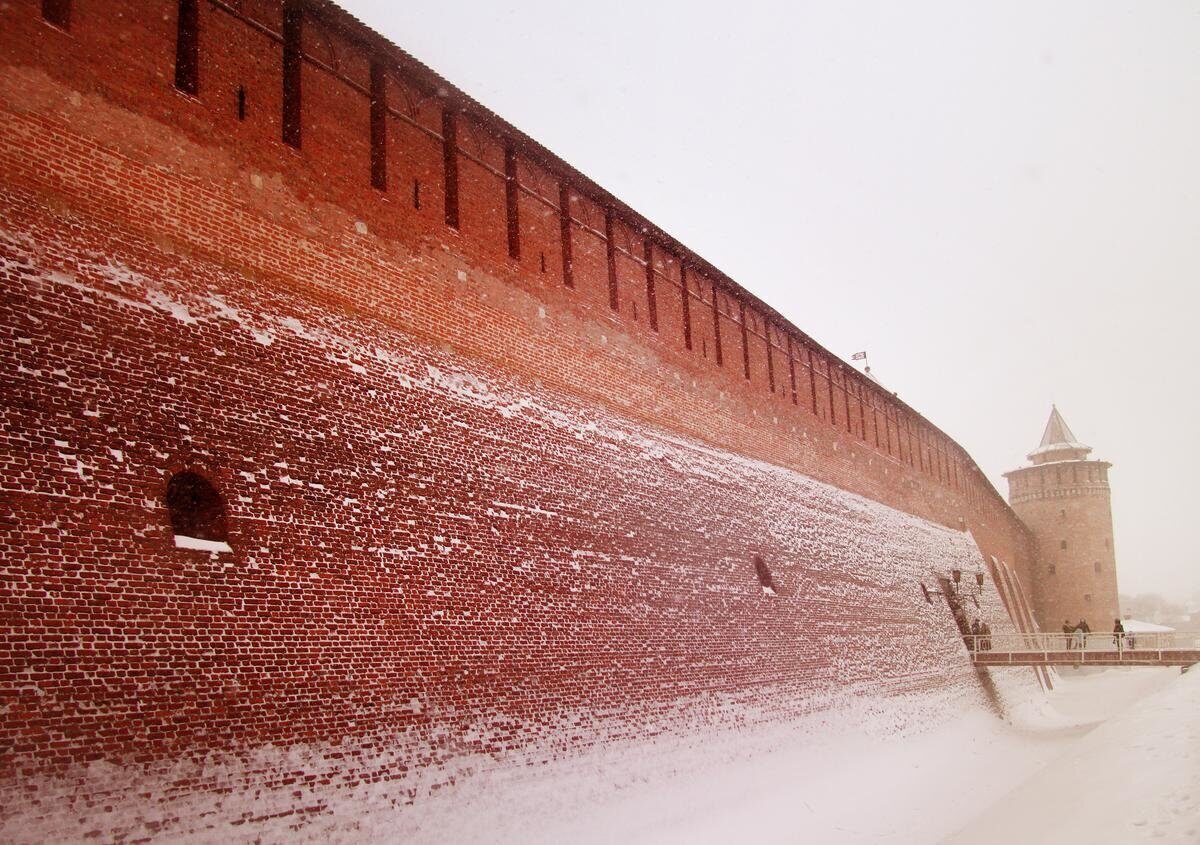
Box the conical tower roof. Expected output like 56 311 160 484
1028 405 1091 463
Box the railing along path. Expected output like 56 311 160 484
968 631 1200 667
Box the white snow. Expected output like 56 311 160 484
172 535 232 553
949 667 1200 844
380 668 1190 845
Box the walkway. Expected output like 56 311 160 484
969 632 1200 667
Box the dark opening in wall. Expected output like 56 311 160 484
712 289 723 366
558 183 574 288
413 179 421 210
369 61 387 191
504 144 520 259
174 0 200 96
1048 563 1056 575
281 0 303 148
441 110 459 228
1094 561 1102 574
679 262 693 350
753 555 777 596
643 240 658 331
166 471 231 552
1084 593 1092 603
604 207 618 310
42 0 70 29
739 300 751 380
539 251 546 273
1060 539 1068 550
236 85 247 120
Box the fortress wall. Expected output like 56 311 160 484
0 1 1035 583
0 195 1034 840
0 0 1051 835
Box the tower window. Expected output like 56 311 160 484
1048 563 1056 575
1060 540 1067 550
1060 508 1066 519
1094 561 1102 574
753 555 777 596
166 471 232 553
1084 593 1092 603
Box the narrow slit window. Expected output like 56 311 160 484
236 85 247 121
643 240 658 331
505 144 521 259
558 183 574 287
174 0 200 96
281 0 303 149
739 301 751 380
605 208 618 310
442 109 459 228
369 61 387 191
167 471 231 553
765 326 775 393
413 179 421 210
712 288 723 366
679 262 693 350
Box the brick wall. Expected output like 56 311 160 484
0 0 1045 837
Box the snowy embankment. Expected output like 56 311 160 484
354 668 1189 844
948 667 1200 844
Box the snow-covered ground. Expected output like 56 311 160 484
374 667 1193 844
949 668 1200 844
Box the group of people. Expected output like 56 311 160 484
1061 618 1137 650
1061 618 1091 649
969 618 992 651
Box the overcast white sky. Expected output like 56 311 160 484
337 0 1200 599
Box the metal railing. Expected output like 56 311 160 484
967 631 1200 663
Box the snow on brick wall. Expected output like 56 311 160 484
0 5 1045 836
0 203 1032 840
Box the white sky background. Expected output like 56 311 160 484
336 0 1200 599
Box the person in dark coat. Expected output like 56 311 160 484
1113 618 1125 651
980 621 992 651
1063 620 1074 650
1080 619 1091 649
970 618 982 651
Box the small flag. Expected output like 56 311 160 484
851 351 867 360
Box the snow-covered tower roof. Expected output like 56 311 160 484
1027 405 1092 464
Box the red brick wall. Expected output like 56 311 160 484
0 0 1044 836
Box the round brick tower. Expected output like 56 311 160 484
1003 406 1120 632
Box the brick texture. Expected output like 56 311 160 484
0 0 1047 837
